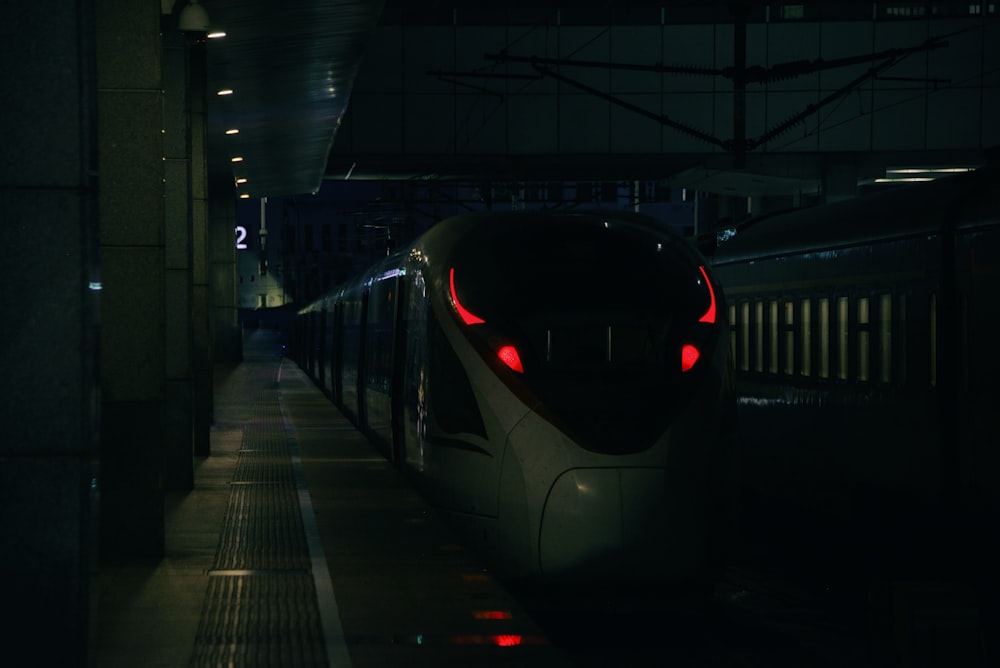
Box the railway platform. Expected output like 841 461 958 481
94 328 997 667
95 328 570 667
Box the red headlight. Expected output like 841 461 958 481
698 265 717 324
681 344 700 372
449 267 485 325
496 345 524 373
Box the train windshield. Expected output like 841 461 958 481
449 213 716 454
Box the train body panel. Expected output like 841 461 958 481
709 165 1000 526
361 256 405 450
953 216 1000 518
320 291 339 398
294 210 736 585
338 279 365 425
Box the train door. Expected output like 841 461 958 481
390 278 408 467
363 271 399 457
357 290 369 429
332 301 344 405
303 312 313 372
322 301 336 398
317 305 327 392
310 311 320 378
339 285 364 425
400 269 430 472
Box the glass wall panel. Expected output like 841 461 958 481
879 293 892 383
800 298 811 377
857 296 870 382
837 296 849 380
819 297 830 379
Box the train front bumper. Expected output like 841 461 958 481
538 467 703 581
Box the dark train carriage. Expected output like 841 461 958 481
708 165 1000 534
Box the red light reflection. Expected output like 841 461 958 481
493 635 523 647
448 634 525 647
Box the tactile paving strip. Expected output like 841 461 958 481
190 393 327 667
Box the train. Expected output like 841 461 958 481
706 164 1000 549
292 209 737 586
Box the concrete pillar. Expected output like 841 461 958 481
202 30 243 364
162 25 195 490
208 159 243 363
190 40 214 455
0 1 100 664
97 0 166 559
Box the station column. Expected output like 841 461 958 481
1 0 101 664
97 0 167 558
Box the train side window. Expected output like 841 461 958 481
729 303 737 369
837 296 849 381
754 300 764 373
819 297 830 379
930 293 937 387
740 302 750 372
783 300 795 375
857 296 870 382
769 300 779 374
959 291 969 391
879 293 892 383
800 298 812 377
898 294 907 385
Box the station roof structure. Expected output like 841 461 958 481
193 0 995 198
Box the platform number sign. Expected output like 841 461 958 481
235 225 248 250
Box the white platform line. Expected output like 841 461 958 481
277 359 352 668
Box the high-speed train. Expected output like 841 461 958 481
293 209 737 586
707 164 999 539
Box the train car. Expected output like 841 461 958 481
293 209 737 587
707 165 1000 544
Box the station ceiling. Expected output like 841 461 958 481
195 0 789 196
192 1 991 198
200 0 385 196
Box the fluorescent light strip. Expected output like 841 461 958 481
886 166 976 174
874 177 935 183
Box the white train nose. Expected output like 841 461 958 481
538 468 702 581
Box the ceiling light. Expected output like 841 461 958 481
886 166 976 174
225 128 240 135
874 177 934 183
231 156 244 163
207 31 227 39
178 0 210 32
236 178 248 184
239 193 251 199
217 89 234 96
